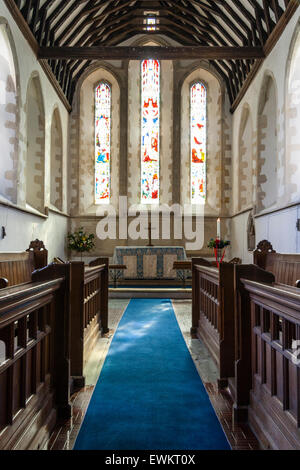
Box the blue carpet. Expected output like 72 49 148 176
74 299 230 450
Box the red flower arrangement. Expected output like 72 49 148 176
207 238 230 268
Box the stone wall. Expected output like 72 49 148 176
26 74 45 213
0 21 18 204
69 40 231 258
50 108 63 211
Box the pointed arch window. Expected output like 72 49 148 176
95 82 111 204
191 82 207 203
141 59 160 204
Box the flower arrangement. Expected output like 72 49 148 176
207 238 230 250
207 238 230 267
67 227 95 256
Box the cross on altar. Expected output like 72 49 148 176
147 221 153 247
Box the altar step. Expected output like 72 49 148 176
109 287 192 299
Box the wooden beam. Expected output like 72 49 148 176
38 45 265 60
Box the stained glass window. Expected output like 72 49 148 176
95 82 111 204
146 18 156 31
141 59 160 204
191 82 207 203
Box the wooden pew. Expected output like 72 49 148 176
0 264 71 450
191 260 235 388
230 264 275 423
239 277 300 449
70 259 109 388
0 240 48 289
254 240 300 287
191 257 243 387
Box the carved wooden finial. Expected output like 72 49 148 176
255 240 276 254
27 239 47 252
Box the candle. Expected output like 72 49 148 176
217 218 221 239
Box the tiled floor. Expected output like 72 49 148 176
46 298 260 451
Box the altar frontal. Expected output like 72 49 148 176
113 246 186 280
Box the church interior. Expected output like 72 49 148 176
0 0 300 452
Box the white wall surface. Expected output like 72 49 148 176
0 2 69 258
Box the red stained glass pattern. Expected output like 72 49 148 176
141 59 160 203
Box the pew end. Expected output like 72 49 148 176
231 264 276 424
70 259 109 390
0 240 48 288
192 260 236 389
254 240 300 287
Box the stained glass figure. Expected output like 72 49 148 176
191 82 207 203
95 82 111 204
141 59 160 203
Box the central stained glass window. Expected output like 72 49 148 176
191 82 207 203
95 82 111 204
141 59 160 203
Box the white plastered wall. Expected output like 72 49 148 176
0 2 69 261
231 11 300 260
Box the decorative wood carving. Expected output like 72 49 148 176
27 239 48 270
27 239 47 252
254 239 276 254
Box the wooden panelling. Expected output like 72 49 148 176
70 259 109 388
0 240 48 289
254 240 300 287
192 260 235 388
0 265 71 450
241 278 300 449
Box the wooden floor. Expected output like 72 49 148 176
46 299 260 451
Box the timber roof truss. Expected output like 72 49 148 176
7 0 299 110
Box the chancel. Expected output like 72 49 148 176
0 0 300 453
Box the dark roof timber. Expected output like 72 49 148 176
5 0 299 112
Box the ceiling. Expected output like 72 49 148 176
10 0 299 107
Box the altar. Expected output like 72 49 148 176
112 246 187 280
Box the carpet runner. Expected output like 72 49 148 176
74 298 230 450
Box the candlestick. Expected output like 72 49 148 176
217 218 221 239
